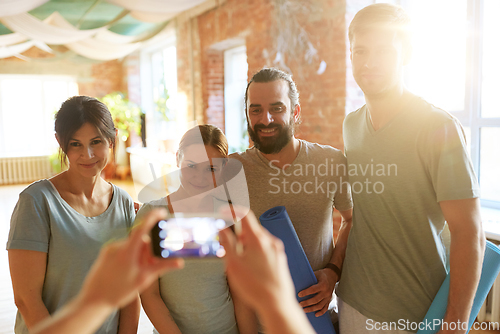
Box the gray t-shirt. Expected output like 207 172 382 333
136 197 238 334
7 179 135 334
337 97 480 330
230 139 353 271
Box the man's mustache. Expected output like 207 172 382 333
253 124 282 131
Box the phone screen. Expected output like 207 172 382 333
151 216 228 258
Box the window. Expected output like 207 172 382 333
0 75 78 157
405 0 467 114
403 0 500 209
224 46 249 153
474 0 500 207
140 32 183 151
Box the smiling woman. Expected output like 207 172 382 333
6 95 139 334
54 96 117 169
135 125 254 334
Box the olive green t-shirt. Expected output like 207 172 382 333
337 96 480 331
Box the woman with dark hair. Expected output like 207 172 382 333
7 96 139 334
138 125 252 334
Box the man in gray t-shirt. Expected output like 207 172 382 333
229 68 353 330
336 4 485 334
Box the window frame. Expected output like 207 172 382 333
464 0 500 209
392 0 500 209
139 30 178 151
223 45 249 153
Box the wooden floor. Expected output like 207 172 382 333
1 180 500 333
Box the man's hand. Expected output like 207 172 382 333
133 202 141 214
297 268 338 316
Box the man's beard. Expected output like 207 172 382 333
248 122 294 154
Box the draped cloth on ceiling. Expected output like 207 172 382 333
0 0 209 60
1 13 106 45
0 0 49 17
0 40 51 58
105 0 207 22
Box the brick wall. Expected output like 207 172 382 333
76 0 380 241
124 51 141 106
176 0 275 126
176 16 204 124
174 0 350 240
185 0 351 151
203 50 225 131
78 59 126 98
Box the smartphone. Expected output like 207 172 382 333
151 215 230 258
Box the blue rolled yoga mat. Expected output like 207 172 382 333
260 206 336 334
417 241 500 334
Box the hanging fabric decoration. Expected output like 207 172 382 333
66 38 141 61
104 0 208 14
0 0 49 18
0 12 105 45
0 0 220 61
42 11 141 61
0 32 28 47
0 40 51 58
106 0 208 23
129 11 177 23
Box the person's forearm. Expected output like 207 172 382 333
31 292 113 334
117 296 140 334
16 297 51 330
330 211 353 268
258 298 314 334
231 288 258 334
140 293 182 334
444 228 485 329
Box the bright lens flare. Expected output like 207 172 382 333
407 0 466 113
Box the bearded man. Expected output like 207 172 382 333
229 67 353 332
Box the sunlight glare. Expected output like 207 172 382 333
406 0 467 112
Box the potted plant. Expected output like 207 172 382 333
101 92 142 141
100 92 142 179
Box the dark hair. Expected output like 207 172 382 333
244 68 300 121
178 125 228 159
348 3 412 49
54 96 116 166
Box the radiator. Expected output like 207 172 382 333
0 156 52 185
